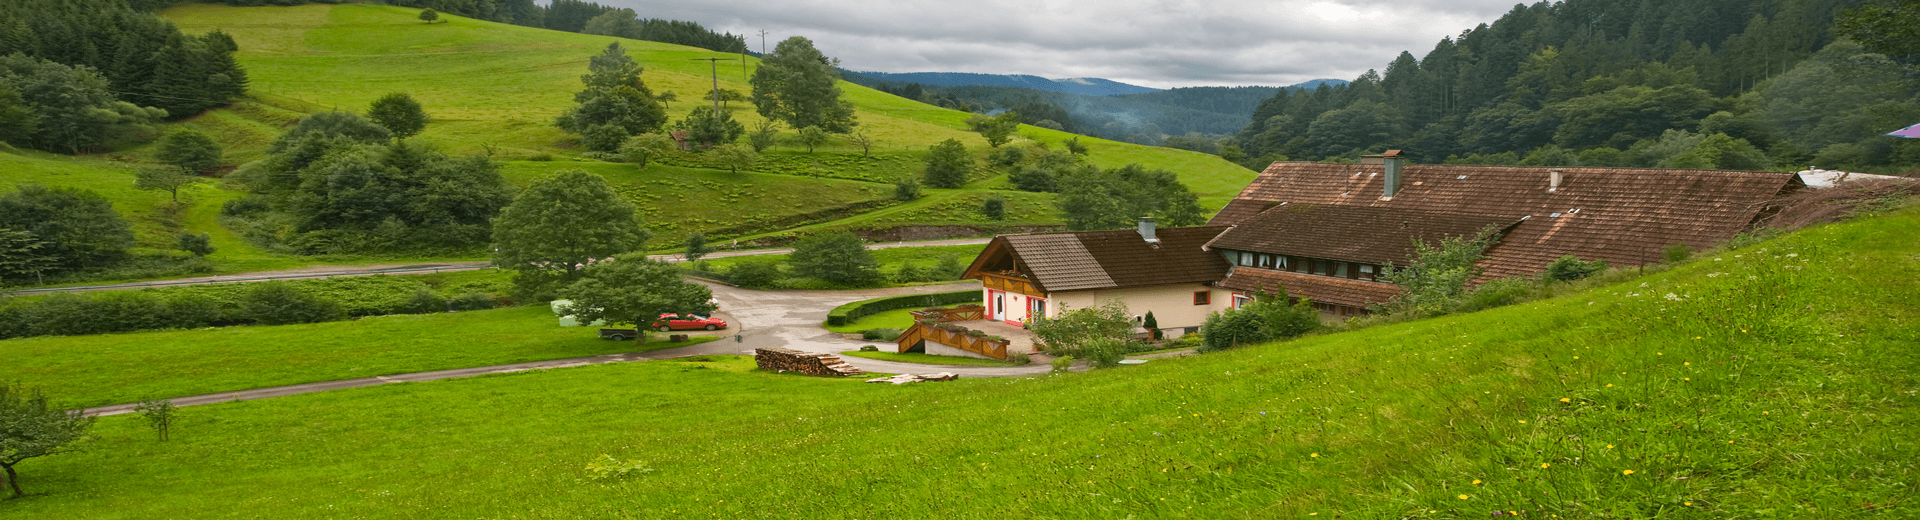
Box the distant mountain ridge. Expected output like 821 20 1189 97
848 71 1162 96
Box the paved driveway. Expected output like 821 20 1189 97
641 281 1052 377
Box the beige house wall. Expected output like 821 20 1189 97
1046 283 1225 331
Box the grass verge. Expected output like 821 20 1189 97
0 305 713 407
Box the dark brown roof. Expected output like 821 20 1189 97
1217 268 1402 308
967 226 1231 293
1206 204 1522 266
1210 163 1801 280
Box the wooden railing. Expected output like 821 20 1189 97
908 305 984 323
979 273 1043 297
895 306 1010 360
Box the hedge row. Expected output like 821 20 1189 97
825 290 979 327
0 274 513 340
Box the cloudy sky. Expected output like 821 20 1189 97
602 0 1523 89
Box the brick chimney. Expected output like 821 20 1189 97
1137 216 1159 244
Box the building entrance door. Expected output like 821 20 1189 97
991 290 1006 321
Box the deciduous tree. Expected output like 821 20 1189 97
559 254 714 344
0 382 96 498
922 138 971 188
788 230 880 286
0 185 133 271
134 166 198 204
418 8 439 23
711 143 756 174
673 105 743 148
367 93 429 139
749 36 856 133
492 169 650 297
155 130 221 174
795 125 828 153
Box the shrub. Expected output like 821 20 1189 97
447 292 497 311
858 345 880 352
402 289 446 314
988 146 1026 168
1049 355 1074 372
219 195 271 217
240 281 345 326
860 328 903 341
894 179 922 201
1083 337 1131 368
1198 292 1320 353
1457 277 1543 313
982 196 1005 220
1030 301 1134 362
789 231 881 286
1663 243 1693 264
1543 255 1608 282
827 291 978 326
1010 353 1031 365
177 232 215 257
726 261 781 289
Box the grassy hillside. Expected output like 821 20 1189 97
5 201 1912 516
155 3 1256 220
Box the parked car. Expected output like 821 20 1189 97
650 313 726 331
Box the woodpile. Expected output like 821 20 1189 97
753 348 865 377
865 373 959 384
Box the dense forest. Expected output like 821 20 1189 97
1231 0 1920 173
0 0 247 152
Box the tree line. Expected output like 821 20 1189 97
1230 0 1920 172
199 0 748 54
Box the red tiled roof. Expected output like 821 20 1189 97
1217 268 1402 308
978 226 1231 293
1210 163 1801 280
1206 204 1522 266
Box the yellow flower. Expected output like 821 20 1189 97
1623 470 1636 475
1541 463 1551 468
1310 453 1318 458
1684 502 1693 507
1606 384 1614 387
1684 378 1691 381
1684 362 1691 366
1458 494 1470 500
1518 420 1527 424
1573 356 1578 359
1606 444 1614 449
1472 479 1482 485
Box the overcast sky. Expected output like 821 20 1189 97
601 0 1523 89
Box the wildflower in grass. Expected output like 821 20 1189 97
1685 502 1693 506
1472 479 1482 485
1622 470 1635 475
1458 494 1470 500
1310 453 1318 458
1606 444 1614 449
1606 384 1613 387
1559 398 1571 403
1541 463 1551 468
1684 362 1691 366
1518 420 1526 424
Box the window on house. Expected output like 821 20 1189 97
1312 260 1326 275
1193 291 1210 305
1360 264 1375 281
1258 254 1274 269
1232 293 1251 309
1277 256 1289 270
1335 262 1349 278
1237 251 1254 266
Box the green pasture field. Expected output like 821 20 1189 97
498 161 895 244
839 350 1022 367
0 305 713 408
4 201 1914 517
695 243 985 282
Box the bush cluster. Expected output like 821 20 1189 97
1198 292 1321 353
0 274 513 340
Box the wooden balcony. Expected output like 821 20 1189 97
896 305 1012 360
979 273 1043 298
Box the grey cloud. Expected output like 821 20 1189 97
603 0 1517 88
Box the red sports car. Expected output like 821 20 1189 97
650 313 726 331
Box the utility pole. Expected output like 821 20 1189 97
690 57 726 113
758 30 769 55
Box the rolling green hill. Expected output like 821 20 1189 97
148 3 1254 243
4 198 1912 517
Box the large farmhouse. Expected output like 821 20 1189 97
958 152 1804 337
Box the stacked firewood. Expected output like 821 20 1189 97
753 348 865 377
865 373 960 384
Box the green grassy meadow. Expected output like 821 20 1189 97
4 200 1913 517
0 305 712 408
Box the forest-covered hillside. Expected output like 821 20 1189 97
1231 0 1920 174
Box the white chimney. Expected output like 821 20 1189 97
1549 169 1564 191
1137 216 1159 244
